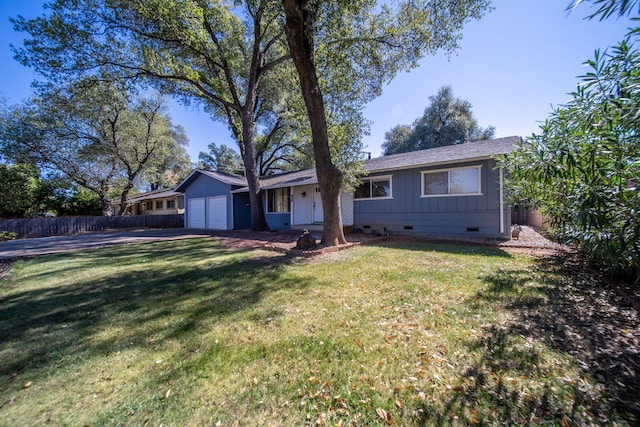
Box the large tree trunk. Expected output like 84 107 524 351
282 0 346 246
241 110 270 231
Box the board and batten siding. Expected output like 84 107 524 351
353 159 510 238
183 173 233 229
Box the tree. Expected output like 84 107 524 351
12 0 297 231
282 0 491 245
0 163 41 218
382 86 495 155
198 143 244 174
500 37 640 282
1 80 187 215
568 0 640 19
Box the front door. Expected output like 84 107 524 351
313 186 323 223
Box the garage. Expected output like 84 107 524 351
207 195 227 230
188 198 205 228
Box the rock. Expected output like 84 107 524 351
295 229 317 250
511 224 522 240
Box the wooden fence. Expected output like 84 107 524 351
0 214 184 239
511 207 547 229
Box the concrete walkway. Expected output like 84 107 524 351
0 229 213 260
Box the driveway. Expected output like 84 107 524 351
0 229 213 260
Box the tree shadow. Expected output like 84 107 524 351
417 253 639 425
0 239 310 383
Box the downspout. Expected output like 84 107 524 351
499 167 505 235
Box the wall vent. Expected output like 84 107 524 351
404 226 414 230
363 225 371 229
466 227 479 232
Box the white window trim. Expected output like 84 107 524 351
354 174 394 201
420 165 483 198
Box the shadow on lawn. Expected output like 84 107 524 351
0 239 307 382
417 253 640 425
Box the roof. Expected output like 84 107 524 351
364 136 521 173
175 169 247 193
111 187 181 205
176 137 521 194
231 169 317 192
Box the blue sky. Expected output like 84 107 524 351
0 0 635 161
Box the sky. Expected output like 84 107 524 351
0 0 635 162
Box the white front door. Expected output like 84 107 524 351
313 186 323 223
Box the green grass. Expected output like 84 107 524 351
0 239 631 425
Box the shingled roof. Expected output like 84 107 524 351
365 136 521 173
175 169 247 192
177 137 521 193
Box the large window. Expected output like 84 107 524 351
166 199 176 209
421 166 482 197
267 188 290 213
355 175 392 200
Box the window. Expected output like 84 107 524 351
267 188 290 213
355 175 392 200
421 166 482 197
156 200 164 210
178 195 185 209
145 201 153 211
166 199 176 209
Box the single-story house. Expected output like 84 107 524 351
111 188 185 216
175 136 520 238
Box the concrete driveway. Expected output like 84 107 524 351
0 229 212 260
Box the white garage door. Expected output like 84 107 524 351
188 198 205 229
207 196 227 230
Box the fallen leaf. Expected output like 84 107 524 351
376 408 388 420
165 389 171 398
24 381 32 388
395 399 403 409
376 408 393 424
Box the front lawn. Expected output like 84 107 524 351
0 238 638 425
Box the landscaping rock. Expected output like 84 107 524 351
295 229 317 250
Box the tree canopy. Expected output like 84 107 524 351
0 80 188 215
198 143 244 174
12 0 298 230
382 86 495 155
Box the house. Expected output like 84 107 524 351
111 188 185 215
175 136 520 238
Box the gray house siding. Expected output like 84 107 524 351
183 174 233 229
354 159 511 238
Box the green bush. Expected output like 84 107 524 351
0 231 17 242
501 38 640 283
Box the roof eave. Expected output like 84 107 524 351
365 154 504 174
